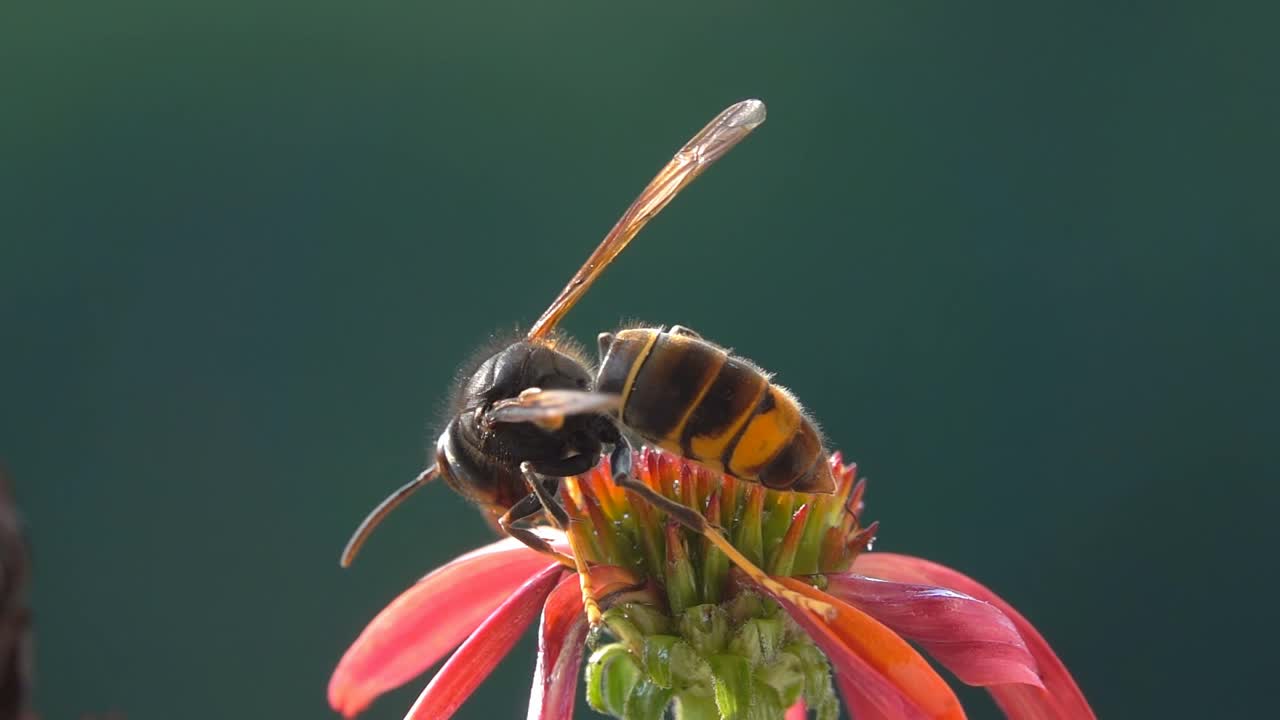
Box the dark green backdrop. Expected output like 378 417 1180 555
4 2 1276 718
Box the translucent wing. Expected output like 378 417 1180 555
486 389 622 428
527 99 767 340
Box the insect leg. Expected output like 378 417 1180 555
519 462 573 529
608 439 837 620
497 493 577 569
521 462 604 626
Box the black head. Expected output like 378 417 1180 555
461 340 593 410
441 340 614 502
338 338 610 567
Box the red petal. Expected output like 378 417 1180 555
854 553 1095 720
769 577 965 720
526 573 588 720
824 573 1042 689
329 534 568 717
784 700 807 720
835 669 901 720
404 564 564 720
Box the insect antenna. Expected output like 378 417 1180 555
339 465 440 567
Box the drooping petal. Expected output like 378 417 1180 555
329 533 568 717
853 553 1094 720
778 595 932 720
835 668 901 720
405 564 565 720
767 576 965 720
824 573 1042 689
527 572 588 720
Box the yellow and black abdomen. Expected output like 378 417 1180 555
596 327 835 494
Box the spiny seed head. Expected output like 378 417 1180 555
587 594 838 720
567 449 872 720
562 448 874 587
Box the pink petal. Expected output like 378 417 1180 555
825 573 1043 689
784 700 807 720
329 533 568 717
526 572 589 720
405 564 565 720
854 553 1095 720
836 668 901 720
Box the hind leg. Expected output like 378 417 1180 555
607 441 836 620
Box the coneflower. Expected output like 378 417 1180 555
329 448 1092 719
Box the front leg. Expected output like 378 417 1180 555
522 460 605 627
519 461 571 529
496 493 576 569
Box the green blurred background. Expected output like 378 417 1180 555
3 1 1276 718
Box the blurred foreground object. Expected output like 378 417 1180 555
0 468 32 720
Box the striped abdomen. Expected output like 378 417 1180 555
596 327 835 494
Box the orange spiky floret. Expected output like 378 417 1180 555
559 447 876 605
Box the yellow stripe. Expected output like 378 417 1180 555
662 345 728 445
619 329 661 416
729 387 802 477
687 380 767 470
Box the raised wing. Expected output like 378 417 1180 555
527 99 767 340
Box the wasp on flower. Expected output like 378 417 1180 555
330 100 1095 719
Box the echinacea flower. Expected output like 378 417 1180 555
329 448 1093 719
